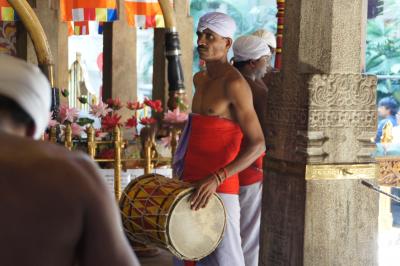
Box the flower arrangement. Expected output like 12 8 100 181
47 97 177 142
163 108 188 124
48 88 191 166
47 105 83 140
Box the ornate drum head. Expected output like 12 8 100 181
119 174 226 261
168 192 226 260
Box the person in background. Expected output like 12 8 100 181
375 97 398 143
252 29 276 73
232 35 271 266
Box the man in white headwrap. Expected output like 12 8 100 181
233 35 272 266
252 29 277 83
173 12 265 266
0 55 139 266
252 29 277 54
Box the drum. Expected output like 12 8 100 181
119 174 226 261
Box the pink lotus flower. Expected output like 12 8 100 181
89 101 112 118
163 108 188 124
59 104 79 124
126 101 144 110
48 112 59 127
71 123 83 137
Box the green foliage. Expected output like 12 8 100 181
76 117 95 126
366 17 400 75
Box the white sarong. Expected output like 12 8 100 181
239 182 263 266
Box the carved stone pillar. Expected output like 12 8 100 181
260 0 378 265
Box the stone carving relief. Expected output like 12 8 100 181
265 73 377 164
309 74 376 107
307 74 377 163
376 157 400 187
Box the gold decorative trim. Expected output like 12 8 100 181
305 163 378 181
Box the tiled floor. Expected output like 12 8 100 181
138 249 174 266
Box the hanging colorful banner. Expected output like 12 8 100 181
98 22 105 34
67 22 108 36
0 0 18 21
125 0 168 29
61 0 118 22
68 21 90 35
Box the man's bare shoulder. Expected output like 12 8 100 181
193 70 207 86
224 67 251 93
0 134 101 184
194 70 206 79
36 142 103 186
224 66 245 83
31 138 95 169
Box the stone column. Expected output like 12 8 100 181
152 0 193 109
260 0 378 265
103 0 137 120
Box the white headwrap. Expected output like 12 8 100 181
252 29 277 49
197 12 236 39
0 55 51 139
233 35 271 62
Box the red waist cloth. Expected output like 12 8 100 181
182 114 243 194
239 154 264 186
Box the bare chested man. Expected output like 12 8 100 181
173 12 265 266
233 35 271 266
0 55 139 266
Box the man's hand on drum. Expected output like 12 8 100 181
190 175 219 210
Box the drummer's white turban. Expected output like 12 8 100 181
252 29 277 49
0 55 51 139
197 12 236 39
233 35 271 62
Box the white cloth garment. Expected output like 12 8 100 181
239 182 263 266
197 12 236 39
174 193 245 266
233 35 271 62
0 55 51 139
252 29 277 49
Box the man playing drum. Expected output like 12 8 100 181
0 55 139 266
233 35 272 266
174 12 265 266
